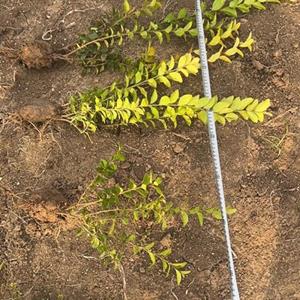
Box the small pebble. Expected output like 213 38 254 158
273 49 282 59
252 59 264 71
173 143 185 154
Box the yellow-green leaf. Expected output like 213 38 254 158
159 76 171 88
212 0 226 11
213 101 230 113
248 111 258 123
208 33 221 46
255 99 271 112
208 47 223 63
151 89 158 103
198 111 208 124
148 78 157 88
159 96 170 105
178 55 187 68
180 211 189 226
170 89 180 103
175 269 182 285
219 55 232 63
123 0 131 14
178 94 193 106
158 61 167 75
135 71 142 84
148 251 156 265
168 72 183 83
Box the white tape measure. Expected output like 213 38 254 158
195 1 240 299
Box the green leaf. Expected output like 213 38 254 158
123 0 131 13
158 61 167 75
198 111 208 124
180 211 189 226
170 89 180 103
212 209 222 220
174 28 185 37
159 76 171 88
164 24 173 34
178 55 187 68
178 94 193 106
143 172 152 185
248 111 258 123
91 236 100 249
135 71 142 83
133 210 139 221
155 31 163 44
175 269 182 285
153 176 162 186
189 28 198 37
178 8 187 19
140 31 148 39
220 7 238 17
213 101 230 113
226 207 237 215
148 78 157 88
151 107 159 118
160 248 172 257
126 234 136 242
208 47 223 63
148 251 156 265
197 212 204 226
162 260 168 272
212 0 226 11
144 242 155 250
255 99 271 112
172 262 187 268
151 89 158 103
159 96 170 106
253 1 266 10
168 72 183 83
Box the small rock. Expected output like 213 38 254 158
133 164 146 180
139 267 146 273
252 59 265 71
120 162 131 170
33 186 67 204
273 49 282 59
18 104 57 123
274 68 284 77
173 143 185 154
160 233 172 248
19 41 53 69
77 185 84 192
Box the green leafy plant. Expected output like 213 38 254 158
65 0 280 73
64 0 280 288
63 0 281 133
72 149 236 285
68 50 271 133
206 0 280 19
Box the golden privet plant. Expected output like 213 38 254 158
68 0 279 286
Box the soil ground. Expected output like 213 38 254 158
0 0 299 299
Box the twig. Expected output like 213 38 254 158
264 107 297 126
171 288 179 300
119 264 128 300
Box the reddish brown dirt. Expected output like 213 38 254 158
0 0 299 299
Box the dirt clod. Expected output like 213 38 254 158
173 143 185 154
19 41 53 69
18 104 57 122
252 59 265 71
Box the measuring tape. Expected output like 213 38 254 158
195 1 240 299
